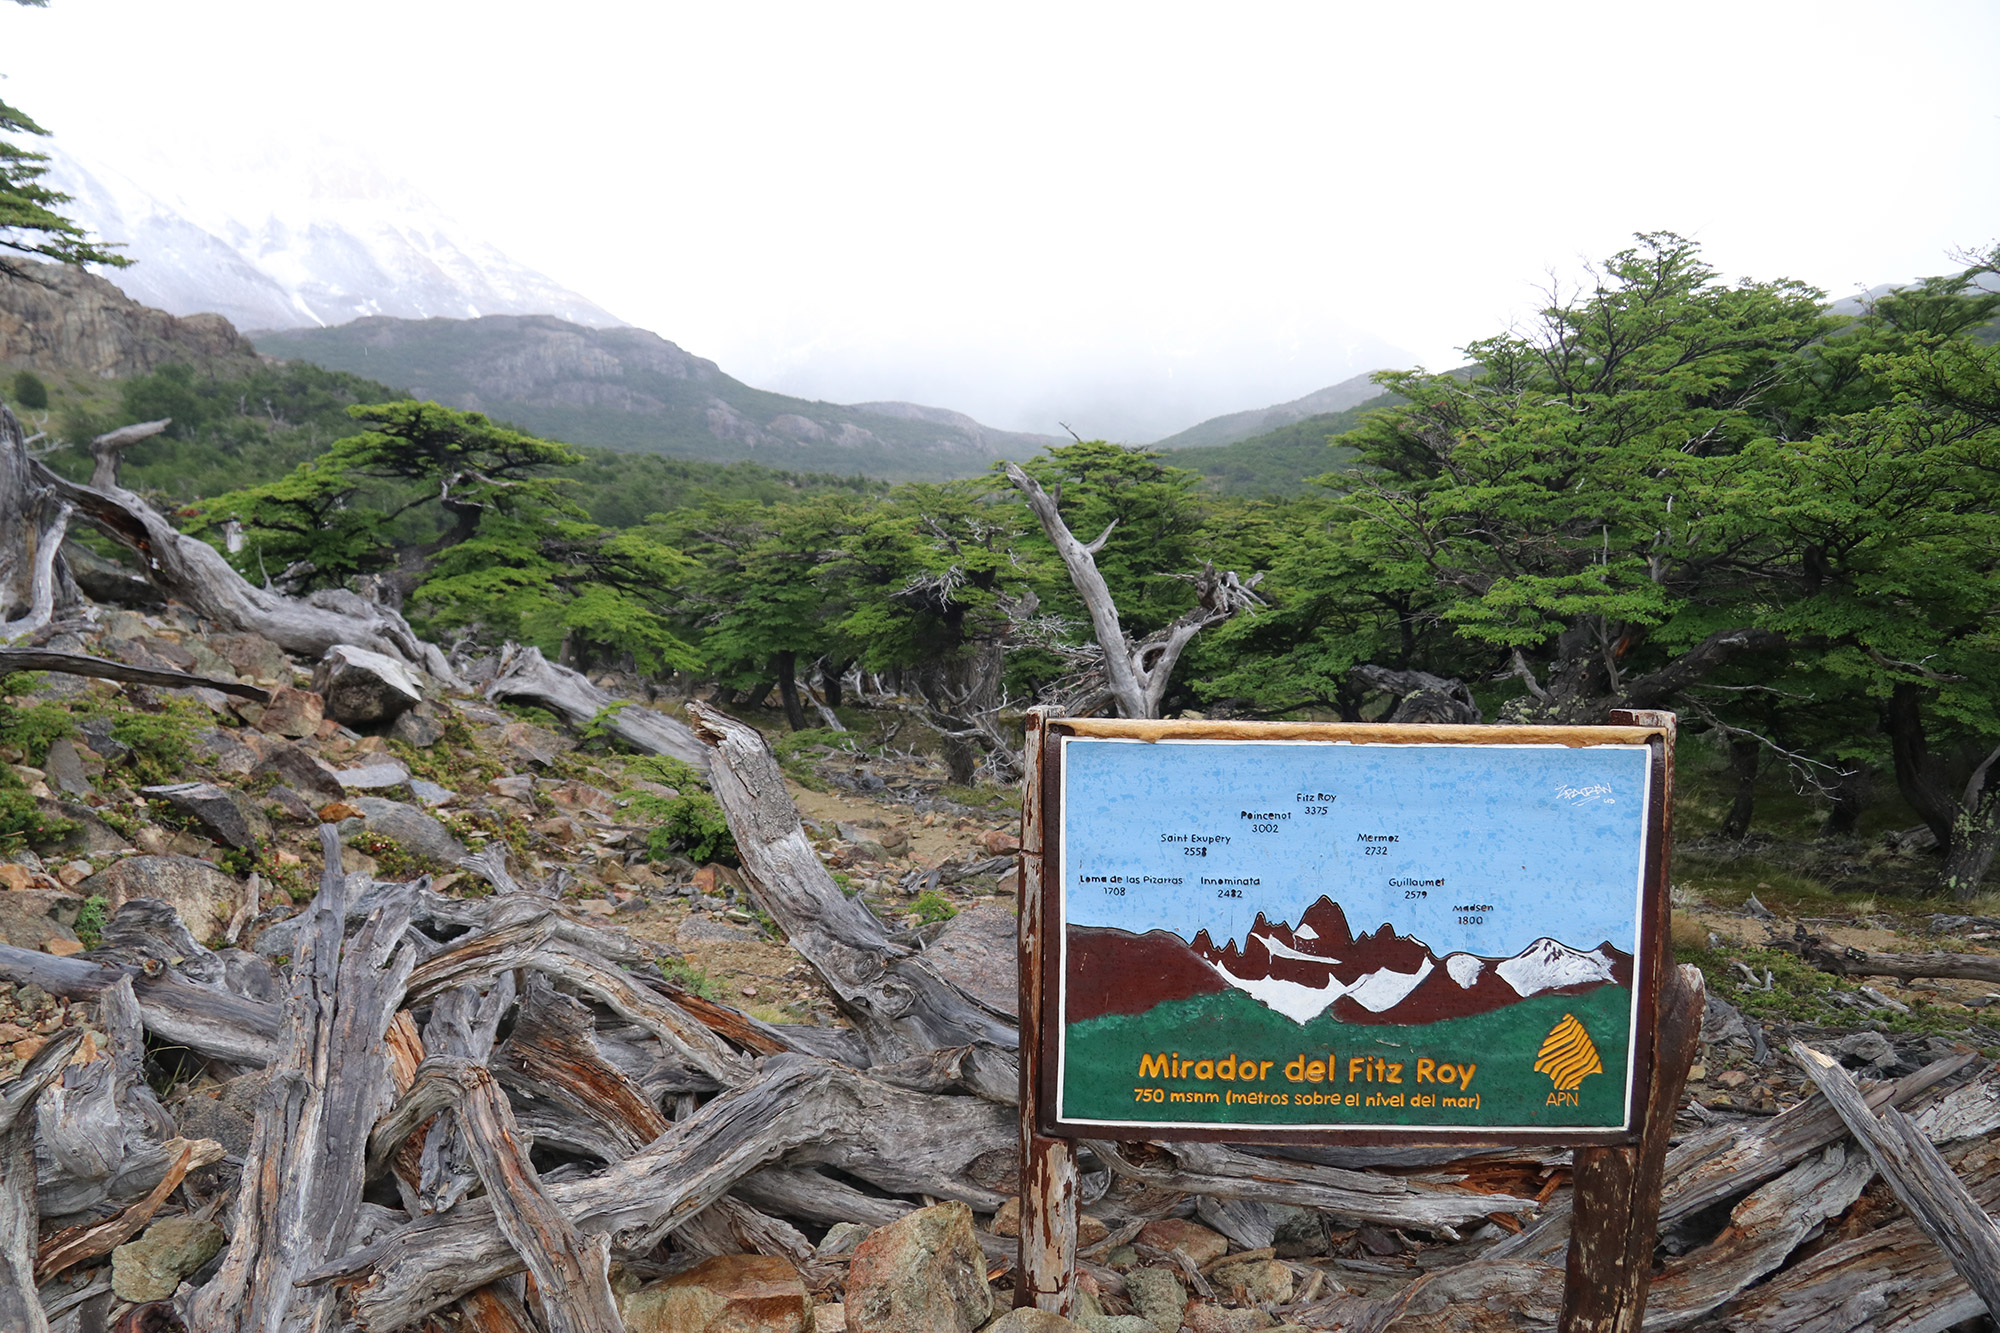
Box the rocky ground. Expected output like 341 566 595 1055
4 604 2000 1333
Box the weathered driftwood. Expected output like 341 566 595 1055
0 646 271 701
190 828 418 1333
486 642 708 769
0 942 284 1069
35 1140 192 1283
1796 940 2000 986
493 978 670 1156
85 418 170 490
687 699 1016 1063
0 405 79 643
403 1058 626 1333
1 1028 85 1333
28 447 455 680
1792 1041 2000 1322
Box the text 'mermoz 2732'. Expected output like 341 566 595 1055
1036 721 1669 1144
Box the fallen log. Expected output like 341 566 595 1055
1795 940 2000 986
0 647 270 701
34 1141 193 1283
1 1028 86 1333
687 699 1016 1063
1792 1041 2000 1322
487 643 708 770
0 941 283 1069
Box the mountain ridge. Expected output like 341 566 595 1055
1151 371 1393 450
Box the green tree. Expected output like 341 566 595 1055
8 370 46 410
1 73 128 276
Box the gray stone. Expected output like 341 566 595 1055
926 903 1019 1021
267 786 318 822
42 738 91 798
34 798 132 854
1123 1267 1187 1333
409 779 454 807
111 1216 225 1302
983 1312 1082 1332
1076 1318 1156 1333
193 727 261 776
1834 1030 1897 1069
252 742 345 803
80 856 237 935
339 797 466 866
489 774 536 801
312 644 424 728
183 640 239 681
209 632 292 682
0 890 82 948
390 707 444 747
818 1221 872 1256
335 760 411 791
142 782 272 852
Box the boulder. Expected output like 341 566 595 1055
977 829 1020 856
817 1221 871 1256
334 760 412 791
42 738 92 798
192 727 261 776
34 798 130 854
0 889 81 949
846 1200 993 1333
1178 1304 1276 1333
1121 1267 1187 1333
489 774 536 802
209 632 291 682
928 902 1020 1021
111 1216 225 1302
253 742 346 804
338 797 467 866
1206 1259 1293 1304
982 1312 1081 1332
617 1252 812 1333
79 855 236 932
389 706 444 747
1135 1219 1228 1266
253 686 324 739
142 782 272 852
498 720 573 767
313 645 424 728
409 779 454 808
1076 1318 1156 1333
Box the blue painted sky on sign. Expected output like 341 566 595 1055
1059 738 1650 958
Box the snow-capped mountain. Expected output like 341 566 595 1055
1066 897 1632 1027
39 141 622 334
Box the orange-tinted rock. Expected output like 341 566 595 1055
977 829 1020 856
1135 1218 1229 1266
847 1200 993 1333
255 687 325 739
617 1253 811 1333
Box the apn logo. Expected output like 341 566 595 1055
1533 1013 1602 1106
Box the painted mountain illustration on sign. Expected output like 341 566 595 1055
1067 897 1631 1027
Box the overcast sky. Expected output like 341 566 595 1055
5 1 1998 438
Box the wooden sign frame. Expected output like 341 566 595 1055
1014 709 1703 1332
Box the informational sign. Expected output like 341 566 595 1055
1031 720 1668 1144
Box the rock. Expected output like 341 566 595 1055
1834 1030 1897 1069
42 738 91 797
252 742 346 803
192 727 261 776
982 1312 1081 1332
1122 1267 1187 1333
334 760 412 791
266 786 318 822
818 1221 872 1256
43 937 84 956
924 903 1019 1019
489 774 536 801
846 1200 993 1333
978 829 1020 856
991 1197 1021 1237
498 720 572 767
1179 1304 1277 1333
878 825 911 854
544 780 617 815
55 859 92 887
1207 1259 1292 1304
1271 1208 1328 1259
142 782 272 852
617 1252 812 1333
312 645 424 728
254 686 324 739
34 798 131 854
0 890 81 948
1135 1219 1228 1266
111 1216 225 1302
1078 1215 1109 1247
183 640 239 681
409 779 454 808
677 917 753 946
209 633 291 682
817 1304 847 1331
1076 1318 1156 1333
339 797 467 866
692 864 745 895
389 706 444 747
79 856 236 932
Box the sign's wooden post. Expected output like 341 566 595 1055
1016 706 1078 1315
1559 710 1703 1333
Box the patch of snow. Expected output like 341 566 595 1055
1495 939 1615 997
1445 953 1485 988
1293 922 1318 940
1211 962 1344 1024
1345 957 1433 1013
1251 932 1340 965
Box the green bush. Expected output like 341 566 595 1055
0 677 75 764
912 889 958 925
624 756 738 866
108 708 201 785
0 772 75 852
10 370 48 411
73 895 108 949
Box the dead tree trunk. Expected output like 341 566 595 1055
773 649 809 732
1721 736 1761 840
685 700 1018 1063
487 643 709 771
1004 461 1262 719
87 418 169 490
0 405 79 641
1 1028 87 1333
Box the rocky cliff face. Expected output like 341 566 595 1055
0 262 263 379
